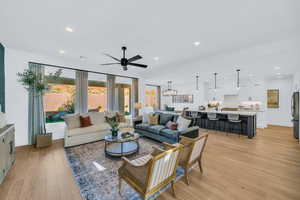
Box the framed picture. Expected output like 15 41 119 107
267 89 279 108
172 95 193 103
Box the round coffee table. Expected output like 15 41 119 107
104 132 140 158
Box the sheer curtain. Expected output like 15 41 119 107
75 71 88 114
132 78 139 117
107 75 116 111
28 63 46 145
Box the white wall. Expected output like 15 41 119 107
266 78 293 127
4 47 143 146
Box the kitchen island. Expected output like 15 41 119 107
185 110 257 138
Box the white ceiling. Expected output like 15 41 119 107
1 0 300 82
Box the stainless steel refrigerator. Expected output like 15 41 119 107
292 92 299 139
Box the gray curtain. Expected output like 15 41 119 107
107 75 116 111
28 63 46 145
75 71 88 114
132 78 139 118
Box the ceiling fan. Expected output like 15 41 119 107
101 46 148 71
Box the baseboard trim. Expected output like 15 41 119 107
267 124 293 129
16 138 64 151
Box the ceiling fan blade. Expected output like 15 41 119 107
101 63 120 66
127 55 142 62
103 53 120 62
128 63 148 68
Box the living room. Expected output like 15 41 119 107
1 1 300 200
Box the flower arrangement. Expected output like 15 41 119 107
106 118 119 137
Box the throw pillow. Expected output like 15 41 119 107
63 114 80 129
166 121 178 130
159 113 174 125
176 116 191 131
148 114 159 125
79 115 93 128
88 112 105 124
116 112 126 123
142 112 153 124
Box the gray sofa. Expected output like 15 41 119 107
134 112 199 144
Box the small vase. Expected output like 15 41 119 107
111 129 119 137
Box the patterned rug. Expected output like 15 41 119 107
65 137 184 200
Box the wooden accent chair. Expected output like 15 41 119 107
177 133 209 185
118 144 183 200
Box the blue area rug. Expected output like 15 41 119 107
65 137 184 200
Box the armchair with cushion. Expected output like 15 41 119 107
118 143 183 200
177 133 209 185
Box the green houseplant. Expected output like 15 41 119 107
17 69 62 94
106 119 119 137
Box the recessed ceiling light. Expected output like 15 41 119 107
249 74 253 77
80 56 87 60
276 72 281 75
65 27 74 32
194 41 200 46
59 50 65 54
274 66 280 70
153 57 159 61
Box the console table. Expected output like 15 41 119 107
0 124 15 184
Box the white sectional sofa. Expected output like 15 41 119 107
64 111 130 147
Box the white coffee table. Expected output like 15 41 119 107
104 132 140 158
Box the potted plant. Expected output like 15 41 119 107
17 68 61 147
106 119 119 137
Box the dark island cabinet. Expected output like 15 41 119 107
185 111 256 139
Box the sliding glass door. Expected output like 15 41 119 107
145 85 161 110
115 77 132 115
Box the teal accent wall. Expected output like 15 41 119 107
0 43 5 112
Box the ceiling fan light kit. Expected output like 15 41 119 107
102 46 147 71
162 81 177 96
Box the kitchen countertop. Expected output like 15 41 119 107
186 110 257 116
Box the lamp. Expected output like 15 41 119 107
134 103 142 109
236 69 240 90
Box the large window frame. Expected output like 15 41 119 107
44 68 76 123
145 84 161 110
40 62 139 123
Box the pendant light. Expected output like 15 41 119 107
162 81 177 96
236 69 240 90
214 73 217 91
196 74 199 90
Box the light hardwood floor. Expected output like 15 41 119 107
0 126 299 200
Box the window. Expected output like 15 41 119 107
44 68 75 123
145 85 160 109
88 73 107 112
115 77 132 115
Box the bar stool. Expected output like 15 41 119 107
207 113 219 132
227 114 242 137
